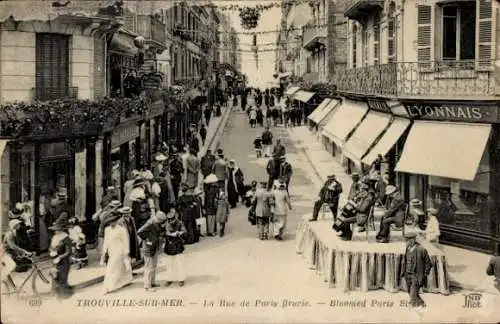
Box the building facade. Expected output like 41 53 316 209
0 0 167 249
321 0 500 254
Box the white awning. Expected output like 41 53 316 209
293 90 315 103
322 99 368 146
284 86 300 96
362 117 411 165
343 111 392 165
395 121 491 181
308 98 331 123
318 99 341 126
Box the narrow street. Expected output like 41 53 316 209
2 109 494 324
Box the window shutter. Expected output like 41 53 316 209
476 0 495 71
417 5 433 71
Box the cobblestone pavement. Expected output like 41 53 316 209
2 110 499 324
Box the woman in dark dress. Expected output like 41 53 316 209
227 160 244 208
48 217 73 299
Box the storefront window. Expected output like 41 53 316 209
426 149 491 233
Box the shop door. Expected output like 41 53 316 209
39 159 71 224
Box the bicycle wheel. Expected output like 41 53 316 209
31 267 52 298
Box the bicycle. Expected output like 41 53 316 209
2 255 53 299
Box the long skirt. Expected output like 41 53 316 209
227 182 239 207
103 253 133 293
53 257 73 299
272 214 287 238
164 254 186 282
206 214 216 235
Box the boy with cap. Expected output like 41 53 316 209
137 211 168 292
401 232 432 307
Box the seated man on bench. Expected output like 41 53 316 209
336 178 376 240
376 185 405 243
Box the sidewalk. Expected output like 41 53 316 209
7 101 235 296
287 126 495 294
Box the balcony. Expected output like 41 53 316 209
32 87 78 101
136 15 166 50
344 0 383 20
302 25 327 51
334 61 497 100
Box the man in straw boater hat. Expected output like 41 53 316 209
401 232 432 308
137 210 168 292
376 185 405 243
203 174 219 236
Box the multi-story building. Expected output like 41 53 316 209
0 0 167 248
166 1 212 88
321 0 500 254
302 0 328 83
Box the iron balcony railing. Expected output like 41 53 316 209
334 61 496 98
137 15 166 45
32 87 78 101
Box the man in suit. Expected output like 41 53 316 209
309 175 343 221
401 232 432 307
376 185 405 243
212 149 229 191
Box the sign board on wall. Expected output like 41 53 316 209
111 123 140 148
404 102 498 123
366 99 392 113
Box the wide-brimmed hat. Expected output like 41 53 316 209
49 216 68 231
204 174 218 184
142 170 154 180
155 211 168 222
410 199 423 207
133 178 147 188
9 219 22 231
427 207 438 216
385 185 397 196
108 200 121 209
404 232 417 239
155 153 167 162
118 206 132 214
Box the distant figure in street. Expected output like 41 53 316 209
278 156 293 193
253 182 273 240
215 189 230 237
486 255 500 292
249 108 257 127
266 156 281 190
177 184 200 244
401 232 432 307
203 174 219 236
256 108 264 127
183 147 200 191
168 148 184 200
271 181 292 241
204 106 212 126
212 149 229 191
227 160 244 207
200 149 216 181
199 124 207 145
253 136 263 158
261 127 273 157
272 139 286 158
48 217 73 299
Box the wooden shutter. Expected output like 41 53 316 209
373 12 380 65
476 0 495 71
417 5 433 71
35 34 70 101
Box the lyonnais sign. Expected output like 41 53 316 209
404 103 498 123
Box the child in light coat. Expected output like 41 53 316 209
215 189 230 237
68 218 88 269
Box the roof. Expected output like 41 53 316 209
0 0 118 22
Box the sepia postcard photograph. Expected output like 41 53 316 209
0 0 499 323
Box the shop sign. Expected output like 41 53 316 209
111 123 139 148
142 72 163 89
404 103 498 123
367 99 391 113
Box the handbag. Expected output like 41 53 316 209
164 235 184 256
248 205 256 226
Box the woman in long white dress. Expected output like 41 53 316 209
100 209 133 294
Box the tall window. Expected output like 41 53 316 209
35 34 70 100
441 3 476 62
352 24 357 68
373 11 381 65
387 2 396 63
362 26 369 66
